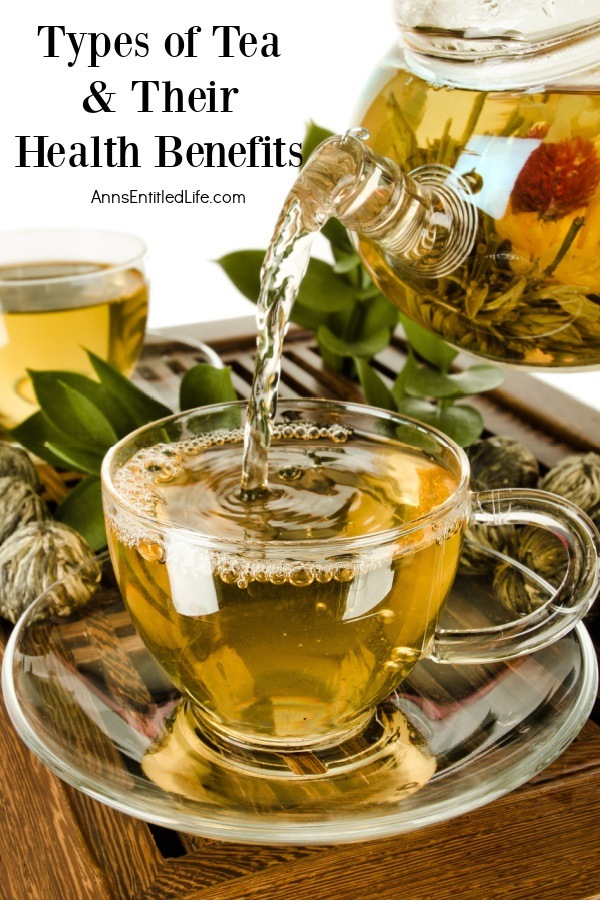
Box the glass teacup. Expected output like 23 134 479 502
0 228 148 427
101 400 599 775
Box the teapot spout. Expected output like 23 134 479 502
295 128 478 278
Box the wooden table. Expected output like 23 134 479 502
1 328 599 900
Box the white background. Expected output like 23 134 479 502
1 1 391 326
1 0 598 408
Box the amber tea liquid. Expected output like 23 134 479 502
0 260 148 426
107 428 463 746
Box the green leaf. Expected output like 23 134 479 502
322 218 354 253
438 404 485 446
297 259 359 313
406 364 504 400
44 442 103 476
395 399 484 446
55 476 106 551
333 253 361 274
58 381 118 446
27 368 136 437
289 302 330 332
28 371 117 449
395 398 437 421
317 325 391 359
11 411 82 469
87 350 172 427
392 350 420 406
217 250 263 302
180 364 237 411
398 313 458 373
329 301 359 339
317 343 346 373
356 284 383 301
302 121 335 164
360 293 399 336
354 359 395 410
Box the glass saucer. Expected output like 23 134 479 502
2 550 597 845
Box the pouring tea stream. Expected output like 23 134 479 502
242 128 477 493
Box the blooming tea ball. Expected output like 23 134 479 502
0 521 100 623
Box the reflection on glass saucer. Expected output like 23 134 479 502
2 549 597 845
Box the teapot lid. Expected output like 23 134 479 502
393 0 600 88
395 0 598 41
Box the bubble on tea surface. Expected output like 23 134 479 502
278 465 303 482
391 646 420 663
383 660 402 673
156 468 180 483
315 569 334 583
143 456 162 472
181 440 200 456
269 571 287 585
330 426 350 444
138 539 165 563
334 568 355 583
289 567 314 587
220 565 241 584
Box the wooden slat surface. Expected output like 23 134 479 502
154 769 600 900
0 625 113 900
1 329 599 900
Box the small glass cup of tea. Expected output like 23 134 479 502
0 228 148 428
101 399 599 782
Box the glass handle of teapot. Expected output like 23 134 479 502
431 489 600 664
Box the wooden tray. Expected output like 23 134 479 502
1 329 599 900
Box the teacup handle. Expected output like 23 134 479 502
432 489 600 664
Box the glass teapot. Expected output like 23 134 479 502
352 0 600 368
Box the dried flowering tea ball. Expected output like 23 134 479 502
458 523 515 576
505 526 567 589
0 521 99 623
0 477 49 547
539 453 600 514
467 437 540 492
588 499 600 531
0 444 40 493
492 560 549 618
